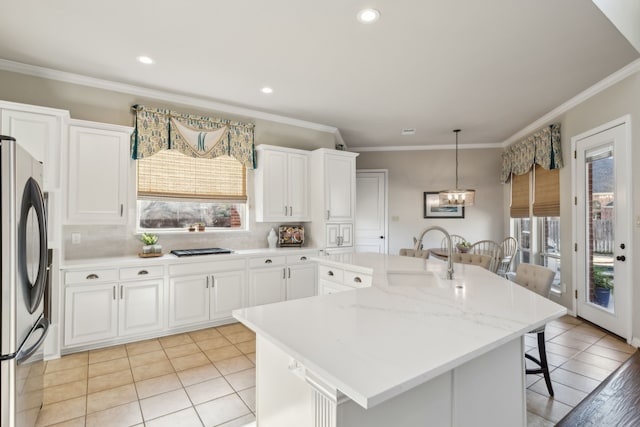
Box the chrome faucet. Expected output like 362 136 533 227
414 226 454 279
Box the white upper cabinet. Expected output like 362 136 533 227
254 145 310 222
0 101 69 190
324 152 357 222
66 120 131 224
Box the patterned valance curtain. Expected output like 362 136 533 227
500 123 562 183
130 105 256 169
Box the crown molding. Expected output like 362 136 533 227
0 58 342 136
352 143 503 152
502 58 640 147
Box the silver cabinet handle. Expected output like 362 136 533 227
354 277 362 283
265 259 272 264
327 210 330 220
138 270 149 275
112 286 116 300
283 268 286 279
288 268 291 279
327 270 334 276
206 276 209 288
289 206 292 216
300 256 307 261
120 204 124 217
284 206 288 216
86 274 99 280
120 285 124 299
211 275 215 288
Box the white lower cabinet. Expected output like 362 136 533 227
249 252 317 305
317 263 372 295
286 255 317 300
64 275 164 347
326 223 353 249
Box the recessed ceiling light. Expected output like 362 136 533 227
261 87 273 94
401 128 416 135
357 8 380 24
136 56 154 65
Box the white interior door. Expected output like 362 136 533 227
355 170 387 254
573 119 631 339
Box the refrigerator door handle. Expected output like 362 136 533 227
15 316 49 365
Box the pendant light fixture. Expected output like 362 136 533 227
439 129 476 206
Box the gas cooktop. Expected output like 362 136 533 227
170 248 233 257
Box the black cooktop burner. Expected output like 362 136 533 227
170 248 233 257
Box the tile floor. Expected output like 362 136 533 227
35 315 636 427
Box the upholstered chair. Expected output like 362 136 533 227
513 263 556 396
450 253 492 270
399 249 430 259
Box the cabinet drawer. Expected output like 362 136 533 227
343 270 372 288
319 279 352 295
169 258 246 276
249 256 286 268
286 253 315 265
120 265 164 280
65 268 118 285
318 265 344 283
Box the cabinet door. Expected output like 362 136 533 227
67 123 130 224
318 279 352 295
286 263 317 300
64 284 118 346
261 150 288 220
169 275 209 327
325 154 355 221
119 279 164 337
340 223 354 247
326 224 340 248
249 267 286 306
287 152 309 220
211 271 246 320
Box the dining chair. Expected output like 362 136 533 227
470 240 502 272
496 237 519 278
441 234 467 250
513 263 556 396
451 253 492 270
399 248 430 259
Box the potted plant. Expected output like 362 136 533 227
456 241 472 253
139 232 159 254
593 268 613 307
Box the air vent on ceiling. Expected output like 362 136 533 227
401 128 416 135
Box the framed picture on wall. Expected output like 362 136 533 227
423 192 465 218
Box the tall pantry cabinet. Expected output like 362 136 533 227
309 149 359 254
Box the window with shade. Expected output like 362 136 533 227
136 150 247 231
510 165 561 290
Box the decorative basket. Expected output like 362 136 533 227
456 243 471 253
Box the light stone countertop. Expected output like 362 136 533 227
233 252 567 409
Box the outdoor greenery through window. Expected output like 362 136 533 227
137 150 247 231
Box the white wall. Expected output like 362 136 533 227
356 148 505 254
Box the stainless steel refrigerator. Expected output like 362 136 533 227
0 135 50 427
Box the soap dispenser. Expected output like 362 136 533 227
267 227 277 249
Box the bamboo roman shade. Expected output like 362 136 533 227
510 172 530 218
137 150 246 201
533 165 560 216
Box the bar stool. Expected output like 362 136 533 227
513 263 556 396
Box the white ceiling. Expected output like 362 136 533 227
0 0 638 148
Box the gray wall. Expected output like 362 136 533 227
356 148 505 254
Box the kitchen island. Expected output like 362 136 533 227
233 253 567 427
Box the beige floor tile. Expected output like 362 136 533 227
216 323 249 336
45 353 88 374
126 339 163 356
225 368 256 392
139 388 192 421
237 387 256 412
87 383 138 414
596 335 636 353
44 366 88 388
43 380 87 405
88 357 130 377
88 369 134 394
164 343 201 359
196 336 232 351
185 377 235 405
85 401 143 427
529 380 587 407
36 396 86 427
89 345 127 364
204 345 242 363
550 368 601 393
224 331 255 345
246 353 256 364
177 363 222 387
189 328 223 342
129 349 168 368
45 416 86 427
159 333 194 349
572 324 608 339
584 344 634 362
215 356 253 376
235 341 256 354
195 394 251 427
170 352 210 371
131 359 175 382
560 359 613 381
145 407 204 427
526 389 572 423
573 350 626 371
548 335 592 351
135 372 183 399
217 413 256 427
526 411 555 427
560 330 602 345
544 342 581 359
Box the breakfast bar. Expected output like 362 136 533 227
233 253 567 427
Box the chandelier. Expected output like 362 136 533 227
439 129 476 206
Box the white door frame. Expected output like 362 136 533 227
571 115 633 341
355 169 389 254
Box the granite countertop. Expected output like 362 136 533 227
233 253 567 409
